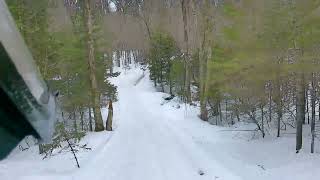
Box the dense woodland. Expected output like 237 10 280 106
6 0 320 155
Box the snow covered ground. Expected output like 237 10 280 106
1 65 320 180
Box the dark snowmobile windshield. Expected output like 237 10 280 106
0 0 56 159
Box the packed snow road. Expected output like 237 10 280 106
75 68 240 180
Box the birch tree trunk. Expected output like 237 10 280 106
84 0 104 132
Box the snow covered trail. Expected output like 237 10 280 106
75 68 240 180
0 66 239 180
2 66 318 180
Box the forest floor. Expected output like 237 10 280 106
1 65 320 180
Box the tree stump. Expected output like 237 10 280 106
106 100 113 131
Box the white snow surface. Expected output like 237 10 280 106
1 65 320 180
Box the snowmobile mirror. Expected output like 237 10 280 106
0 0 56 160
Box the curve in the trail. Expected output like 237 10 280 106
75 68 240 180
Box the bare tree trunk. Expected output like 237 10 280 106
306 88 309 124
311 73 316 153
318 93 320 122
117 50 121 67
169 75 173 95
84 0 104 132
80 110 84 131
198 0 213 121
219 100 222 124
201 101 209 122
261 105 264 137
235 98 241 122
73 110 77 133
107 49 113 74
126 50 129 65
275 78 282 137
210 99 220 125
89 106 93 131
268 82 272 123
319 98 320 121
296 73 305 153
181 0 191 103
225 100 228 123
236 108 240 122
199 48 208 121
160 70 164 92
124 51 127 66
199 47 209 121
